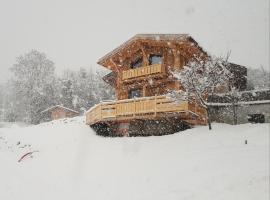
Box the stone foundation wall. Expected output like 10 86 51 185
209 102 270 124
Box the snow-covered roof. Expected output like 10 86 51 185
41 105 79 114
98 34 205 66
208 100 270 106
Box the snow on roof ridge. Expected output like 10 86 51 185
135 33 190 39
41 105 79 114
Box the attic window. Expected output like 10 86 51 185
131 57 143 69
149 54 163 65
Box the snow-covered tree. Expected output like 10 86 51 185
1 50 115 124
247 66 270 90
58 68 115 113
10 50 57 124
60 79 74 109
172 54 232 130
0 84 4 121
94 70 115 102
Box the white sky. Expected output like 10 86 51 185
0 0 269 83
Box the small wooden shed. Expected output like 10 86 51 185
41 105 79 121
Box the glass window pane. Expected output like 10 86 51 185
131 57 143 69
128 89 141 99
149 55 163 65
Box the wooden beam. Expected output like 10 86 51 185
139 42 148 66
109 58 119 71
142 85 146 97
172 48 181 69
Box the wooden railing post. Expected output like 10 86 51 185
100 104 102 120
133 98 135 117
154 94 157 117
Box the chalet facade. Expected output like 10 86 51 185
86 34 246 136
41 105 79 121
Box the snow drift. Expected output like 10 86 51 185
0 117 269 200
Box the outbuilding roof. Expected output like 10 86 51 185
41 105 79 114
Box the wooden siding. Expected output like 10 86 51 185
86 95 206 125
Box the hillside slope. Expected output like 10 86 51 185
0 117 269 200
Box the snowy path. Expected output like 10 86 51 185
0 117 269 200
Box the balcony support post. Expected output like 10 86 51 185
142 85 146 97
139 43 148 66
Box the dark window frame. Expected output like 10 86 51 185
130 57 143 69
128 88 142 99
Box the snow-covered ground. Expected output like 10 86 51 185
0 117 269 200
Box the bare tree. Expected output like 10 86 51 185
172 54 232 130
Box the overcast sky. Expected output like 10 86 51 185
0 0 269 83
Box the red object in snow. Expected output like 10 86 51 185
18 151 38 162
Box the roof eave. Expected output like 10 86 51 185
97 34 208 68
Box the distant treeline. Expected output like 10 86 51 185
0 50 115 124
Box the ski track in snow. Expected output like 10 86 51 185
0 117 269 200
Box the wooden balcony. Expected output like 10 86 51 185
86 95 206 125
122 64 165 81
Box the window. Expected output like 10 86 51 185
149 54 163 65
128 89 142 99
131 57 143 69
247 114 265 123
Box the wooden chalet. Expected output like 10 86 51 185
86 34 211 136
41 105 79 121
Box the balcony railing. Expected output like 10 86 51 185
122 64 165 81
86 95 206 125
